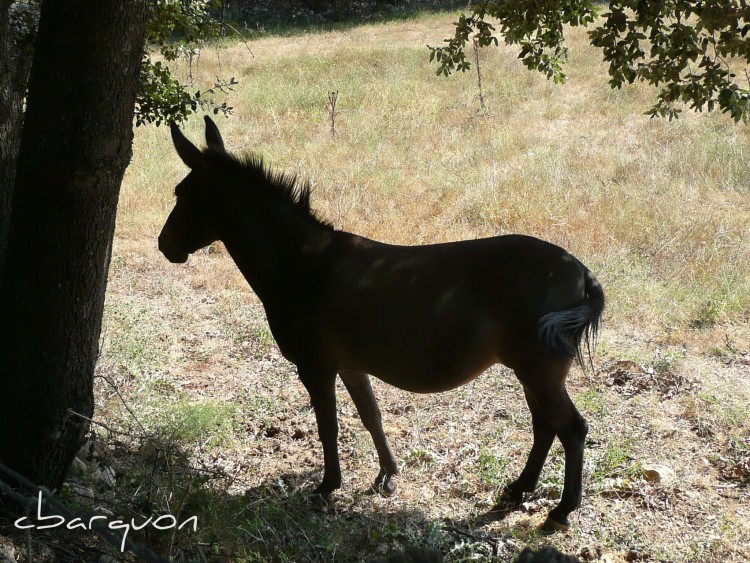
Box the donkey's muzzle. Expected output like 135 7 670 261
158 234 189 263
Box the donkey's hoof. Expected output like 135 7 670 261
539 515 569 533
371 474 398 496
312 480 340 497
488 485 523 514
310 492 332 509
483 488 523 522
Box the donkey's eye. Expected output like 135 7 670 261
174 187 195 201
175 175 199 199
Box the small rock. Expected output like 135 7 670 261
93 506 114 518
640 464 675 485
76 442 92 461
93 465 116 488
0 544 18 563
71 483 95 498
69 456 87 477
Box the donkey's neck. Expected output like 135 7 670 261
218 206 331 305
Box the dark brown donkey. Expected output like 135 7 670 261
159 117 605 531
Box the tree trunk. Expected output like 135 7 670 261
0 0 146 489
0 0 35 266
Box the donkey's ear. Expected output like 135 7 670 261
170 121 203 169
204 116 226 153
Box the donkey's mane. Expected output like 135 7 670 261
205 149 333 230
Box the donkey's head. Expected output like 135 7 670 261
158 116 226 263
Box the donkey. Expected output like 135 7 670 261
159 117 605 531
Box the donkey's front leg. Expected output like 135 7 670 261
299 368 341 495
339 370 399 495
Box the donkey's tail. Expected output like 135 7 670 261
537 268 605 371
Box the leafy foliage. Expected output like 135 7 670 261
146 0 220 58
5 0 236 126
430 1 750 122
136 58 237 127
136 0 237 126
8 0 40 55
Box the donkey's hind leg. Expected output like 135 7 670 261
514 361 588 531
501 385 556 503
339 370 399 495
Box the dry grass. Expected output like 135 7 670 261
87 11 750 562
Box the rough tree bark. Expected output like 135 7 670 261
0 0 34 265
0 0 147 489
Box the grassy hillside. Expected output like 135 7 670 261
87 11 750 562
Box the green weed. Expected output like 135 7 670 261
591 438 633 482
477 449 511 489
153 399 241 448
651 347 686 375
102 302 166 377
576 387 607 417
404 448 437 468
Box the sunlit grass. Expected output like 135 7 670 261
96 12 750 562
120 13 750 331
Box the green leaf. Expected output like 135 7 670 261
432 0 750 122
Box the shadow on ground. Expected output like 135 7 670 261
228 0 466 39
0 429 572 562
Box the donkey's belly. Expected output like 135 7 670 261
345 340 501 394
372 362 497 394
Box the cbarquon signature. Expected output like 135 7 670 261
15 491 198 552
